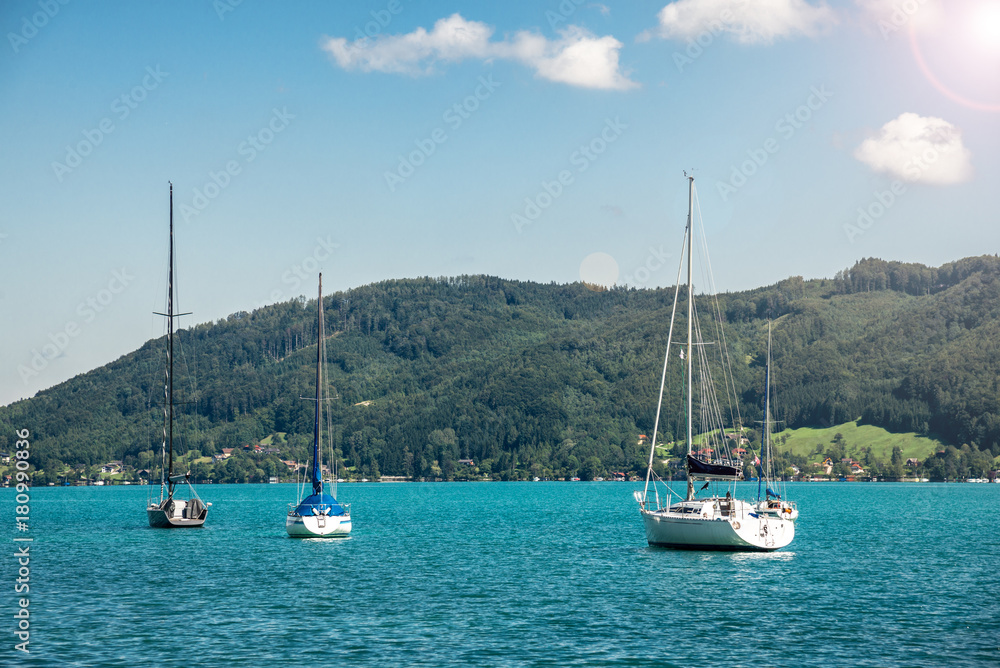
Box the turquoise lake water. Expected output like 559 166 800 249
2 481 999 667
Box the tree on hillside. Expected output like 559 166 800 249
889 445 904 479
580 456 603 481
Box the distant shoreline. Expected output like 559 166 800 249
5 477 997 488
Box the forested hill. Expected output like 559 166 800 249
3 255 1000 480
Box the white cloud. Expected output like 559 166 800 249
853 0 943 34
322 14 492 75
853 0 941 22
507 27 636 90
643 0 837 44
853 113 973 185
321 13 637 90
854 0 901 17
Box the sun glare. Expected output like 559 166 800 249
971 1 1000 49
909 0 1000 111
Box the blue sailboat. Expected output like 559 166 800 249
286 274 352 538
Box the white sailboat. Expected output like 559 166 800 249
635 175 794 551
147 183 211 528
286 274 352 538
753 323 798 521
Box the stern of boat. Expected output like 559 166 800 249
286 503 352 538
147 497 208 528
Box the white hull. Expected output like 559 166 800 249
286 512 352 538
641 498 793 551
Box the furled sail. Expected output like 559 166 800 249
687 454 742 480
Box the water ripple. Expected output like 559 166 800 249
2 482 998 667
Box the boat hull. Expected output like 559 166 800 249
286 512 352 538
147 500 207 528
641 506 793 551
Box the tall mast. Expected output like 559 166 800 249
311 274 324 496
685 175 694 501
764 321 772 482
167 182 175 487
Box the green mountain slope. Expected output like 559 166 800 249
3 256 1000 482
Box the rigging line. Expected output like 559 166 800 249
321 299 339 496
765 331 790 495
173 323 194 460
692 185 744 437
702 354 725 457
642 222 689 507
692 297 726 460
694 320 711 451
693 301 706 444
695 197 732 448
698 310 736 467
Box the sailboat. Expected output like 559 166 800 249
753 323 798 521
147 183 210 528
635 175 794 551
286 274 352 538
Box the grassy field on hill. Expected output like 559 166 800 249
775 421 944 462
653 421 944 464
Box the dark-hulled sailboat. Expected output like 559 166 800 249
147 183 210 528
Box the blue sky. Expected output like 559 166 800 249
2 0 999 405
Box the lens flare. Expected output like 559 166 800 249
971 2 1000 47
579 252 619 291
909 0 1000 112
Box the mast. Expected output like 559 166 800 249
765 322 771 462
685 175 694 501
641 181 689 508
761 321 773 500
311 274 324 497
167 182 175 495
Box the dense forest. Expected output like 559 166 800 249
3 255 1000 484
